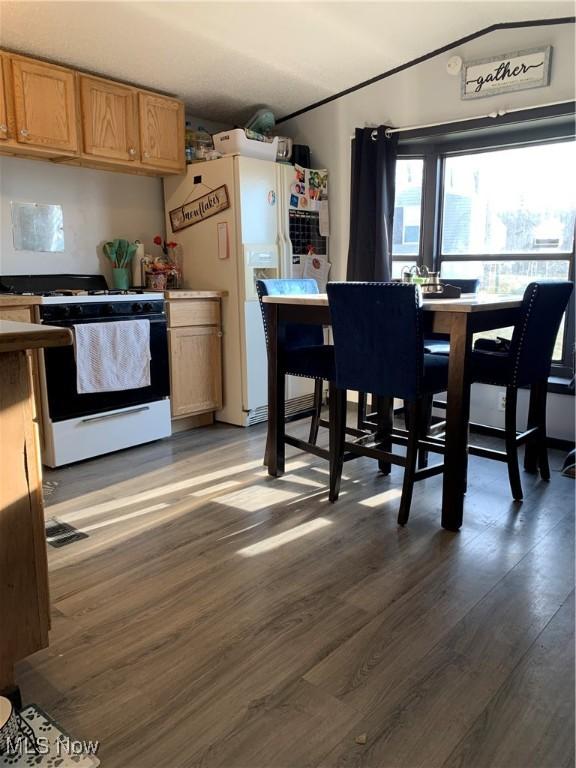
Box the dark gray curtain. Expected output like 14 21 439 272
347 126 398 282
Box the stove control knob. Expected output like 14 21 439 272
105 303 116 315
73 305 84 317
59 306 71 319
143 302 154 313
132 302 144 313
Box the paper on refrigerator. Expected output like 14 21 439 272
302 254 331 292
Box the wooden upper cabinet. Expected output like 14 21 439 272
11 57 78 152
80 76 138 162
0 57 9 141
139 92 184 172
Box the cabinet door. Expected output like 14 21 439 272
0 57 9 141
11 57 78 152
80 76 138 162
169 326 222 417
139 92 184 172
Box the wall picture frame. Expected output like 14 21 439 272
461 46 552 100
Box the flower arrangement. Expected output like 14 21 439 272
153 235 178 256
145 235 182 289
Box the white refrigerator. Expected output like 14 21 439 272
164 155 329 427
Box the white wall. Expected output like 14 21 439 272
281 22 576 280
0 112 226 280
0 157 165 280
282 21 575 441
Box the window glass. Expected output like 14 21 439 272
441 142 576 255
392 159 424 257
392 261 416 280
441 259 570 297
442 260 569 362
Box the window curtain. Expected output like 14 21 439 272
347 126 398 282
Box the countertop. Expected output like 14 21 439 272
0 295 43 307
0 319 72 354
164 290 228 299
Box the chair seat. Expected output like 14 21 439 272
282 345 335 380
424 339 450 355
470 349 510 386
423 353 449 393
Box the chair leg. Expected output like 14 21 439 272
398 401 420 526
308 379 323 445
418 395 433 469
329 383 346 503
535 380 550 481
505 386 523 502
357 391 367 430
375 395 393 475
524 383 540 474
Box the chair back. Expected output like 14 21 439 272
256 279 324 352
440 278 480 294
510 281 573 386
327 282 423 400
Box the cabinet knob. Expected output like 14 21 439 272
0 124 7 133
20 128 29 137
217 331 223 338
128 147 136 157
144 151 150 159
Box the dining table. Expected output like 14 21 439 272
262 292 523 531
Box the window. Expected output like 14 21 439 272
392 110 575 378
440 143 575 258
439 141 575 370
392 158 423 278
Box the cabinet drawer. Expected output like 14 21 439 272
0 306 33 322
168 300 220 328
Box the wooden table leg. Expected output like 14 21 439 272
265 303 285 476
441 314 472 531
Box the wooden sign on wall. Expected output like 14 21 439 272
461 46 551 100
169 185 230 232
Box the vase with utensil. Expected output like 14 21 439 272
103 239 139 289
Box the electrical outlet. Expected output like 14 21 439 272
498 392 506 411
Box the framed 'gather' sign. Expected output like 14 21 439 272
461 46 552 100
169 185 230 232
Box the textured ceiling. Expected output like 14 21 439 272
0 1 572 125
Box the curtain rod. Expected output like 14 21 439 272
350 99 574 140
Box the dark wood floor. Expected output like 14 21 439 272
17 415 575 768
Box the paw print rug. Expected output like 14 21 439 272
0 705 99 768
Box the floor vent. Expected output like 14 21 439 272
45 518 89 548
42 480 59 498
246 393 322 426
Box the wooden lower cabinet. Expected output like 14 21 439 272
167 296 223 420
169 327 222 417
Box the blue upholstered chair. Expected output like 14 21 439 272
469 280 573 501
256 279 334 460
359 276 479 432
327 282 449 525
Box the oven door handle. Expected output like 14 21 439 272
80 405 150 424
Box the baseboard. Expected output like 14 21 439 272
171 412 214 433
